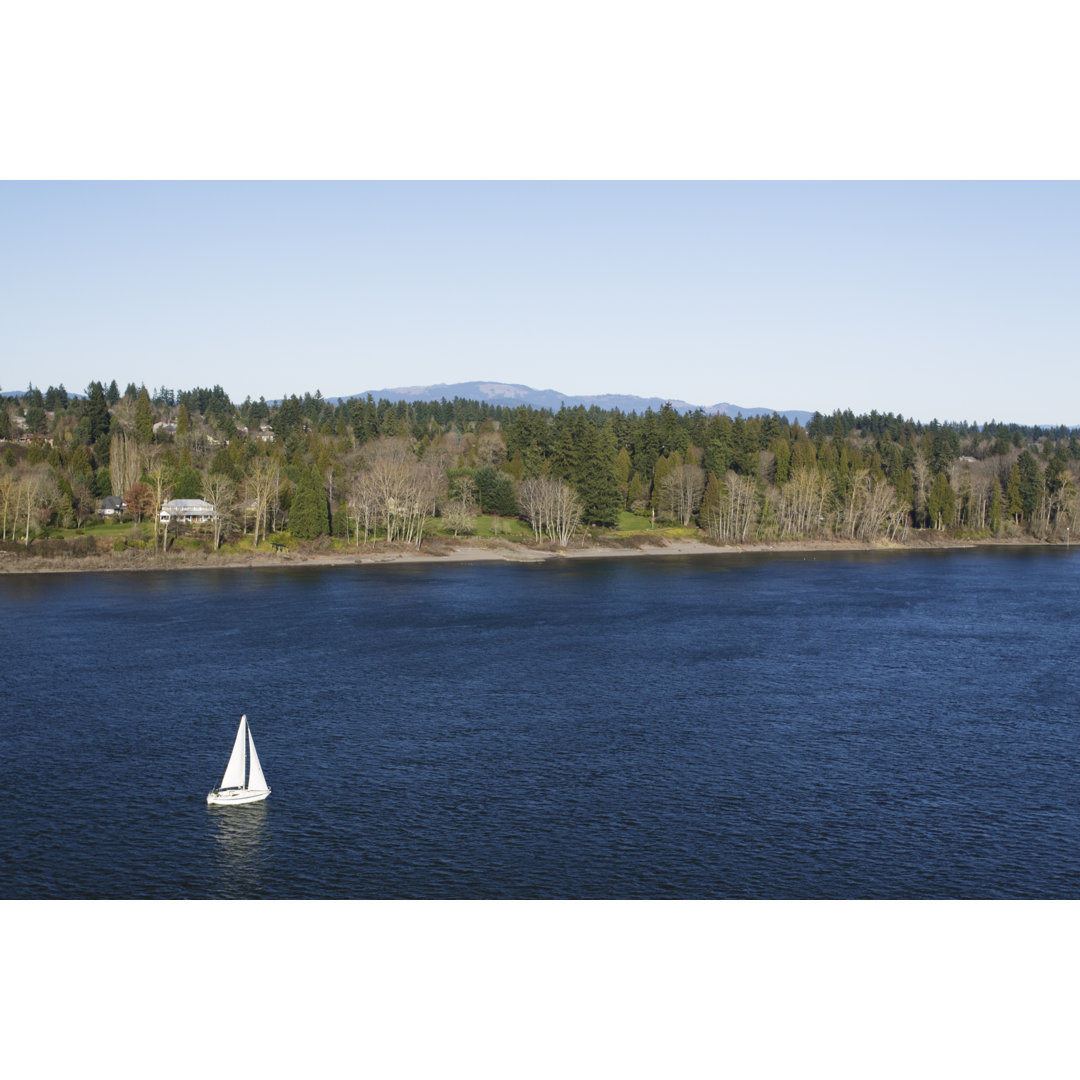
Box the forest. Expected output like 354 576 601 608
2 379 1079 552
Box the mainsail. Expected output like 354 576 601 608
219 714 248 790
247 725 268 792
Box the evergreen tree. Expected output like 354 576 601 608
704 415 734 477
651 451 680 514
84 381 111 447
700 472 722 522
474 465 517 516
928 472 956 529
631 409 661 478
772 438 792 485
1045 448 1069 495
627 472 649 513
658 403 687 456
172 464 202 499
274 395 304 443
135 387 154 444
550 412 581 481
288 471 329 539
1016 450 1043 519
576 421 621 526
503 452 525 481
25 405 47 435
331 505 349 539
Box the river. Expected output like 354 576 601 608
2 546 1078 898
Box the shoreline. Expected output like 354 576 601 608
0 532 1071 576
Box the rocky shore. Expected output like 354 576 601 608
0 530 1063 575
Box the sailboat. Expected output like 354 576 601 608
206 714 271 805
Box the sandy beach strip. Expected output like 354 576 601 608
1 532 1052 575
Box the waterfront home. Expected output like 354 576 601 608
99 495 125 517
159 498 215 523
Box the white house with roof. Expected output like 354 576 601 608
159 498 215 523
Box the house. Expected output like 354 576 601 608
100 495 126 517
159 498 215 523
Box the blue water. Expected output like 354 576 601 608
2 546 1079 898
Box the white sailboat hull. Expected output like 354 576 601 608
206 786 271 806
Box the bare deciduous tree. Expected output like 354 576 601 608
518 476 582 546
0 472 16 540
203 472 238 550
772 467 832 539
658 464 705 526
146 454 172 549
840 471 907 541
109 431 141 503
701 471 759 543
348 438 446 547
347 470 378 546
442 475 478 538
246 457 280 549
17 466 58 545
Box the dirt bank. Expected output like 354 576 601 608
0 531 1063 576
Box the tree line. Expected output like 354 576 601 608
2 380 1079 550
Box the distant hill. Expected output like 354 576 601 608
1 379 813 424
346 381 814 425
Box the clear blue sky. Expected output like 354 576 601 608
2 181 1077 425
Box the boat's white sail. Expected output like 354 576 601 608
247 725 268 793
219 714 248 789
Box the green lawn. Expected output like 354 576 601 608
467 515 532 539
45 520 153 540
41 511 696 549
616 511 655 532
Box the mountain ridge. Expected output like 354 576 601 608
345 380 814 425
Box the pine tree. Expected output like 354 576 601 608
704 415 734 477
135 387 154 444
928 472 956 529
772 438 792 485
651 451 680 515
631 409 661 478
474 465 517 516
1016 450 1043 519
1045 448 1069 495
576 421 621 526
84 381 111 447
331 506 349 539
288 471 329 539
550 413 581 482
